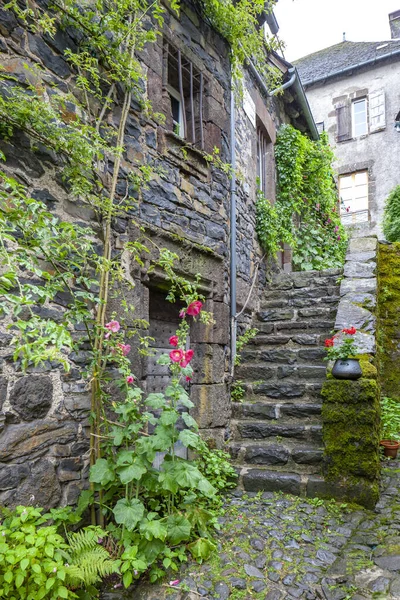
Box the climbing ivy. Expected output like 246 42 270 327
256 125 348 271
383 185 400 242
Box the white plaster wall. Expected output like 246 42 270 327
304 61 400 238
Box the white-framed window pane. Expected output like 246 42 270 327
339 171 369 224
352 99 367 137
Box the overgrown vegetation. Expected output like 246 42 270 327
256 125 347 270
383 185 400 242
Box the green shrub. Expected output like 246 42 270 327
383 185 400 242
0 506 118 599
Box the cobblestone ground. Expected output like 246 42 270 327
105 460 400 600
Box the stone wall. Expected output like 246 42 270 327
319 236 381 509
0 2 293 507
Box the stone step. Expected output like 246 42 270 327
240 346 327 364
230 440 323 467
235 363 327 381
244 381 323 400
232 419 322 443
239 467 329 497
232 401 322 421
249 333 325 347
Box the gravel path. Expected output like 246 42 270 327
104 460 400 600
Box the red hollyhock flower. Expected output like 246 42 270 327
342 327 357 335
170 349 184 363
169 335 179 347
186 301 203 316
325 338 334 347
180 348 194 368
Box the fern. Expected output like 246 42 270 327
383 185 400 242
64 527 120 588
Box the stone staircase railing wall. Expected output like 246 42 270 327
320 236 380 509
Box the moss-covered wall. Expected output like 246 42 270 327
377 243 400 400
321 361 381 509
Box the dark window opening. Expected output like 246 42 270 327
164 41 205 149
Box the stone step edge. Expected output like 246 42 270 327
237 467 327 497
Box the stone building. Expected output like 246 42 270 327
295 10 400 238
0 2 317 507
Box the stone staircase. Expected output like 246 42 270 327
230 267 343 497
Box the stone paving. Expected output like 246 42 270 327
120 459 400 600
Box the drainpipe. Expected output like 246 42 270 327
246 60 319 141
230 85 237 372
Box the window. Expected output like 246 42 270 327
352 99 368 137
369 90 385 132
316 121 325 134
339 171 369 224
257 127 268 195
336 90 386 142
164 42 205 148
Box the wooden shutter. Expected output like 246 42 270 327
336 102 351 142
369 89 386 132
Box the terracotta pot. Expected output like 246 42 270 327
332 358 362 380
380 439 400 459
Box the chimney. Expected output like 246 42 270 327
389 10 400 39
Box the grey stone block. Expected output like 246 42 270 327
335 298 375 332
245 444 289 465
9 376 53 421
243 469 301 494
343 261 375 278
340 278 377 296
348 237 377 253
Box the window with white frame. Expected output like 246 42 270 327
257 127 269 196
352 99 368 137
339 171 369 224
369 90 386 131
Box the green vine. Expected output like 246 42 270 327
256 125 348 271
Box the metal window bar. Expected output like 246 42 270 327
177 50 187 138
190 61 195 144
199 72 204 150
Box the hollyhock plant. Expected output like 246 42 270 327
169 335 179 347
105 320 120 333
180 348 194 368
324 327 358 361
170 348 184 363
118 343 131 356
186 300 203 317
126 375 135 384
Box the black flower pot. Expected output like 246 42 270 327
332 358 362 380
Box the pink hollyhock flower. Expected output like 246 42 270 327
126 375 135 384
118 343 131 356
105 320 120 333
179 310 186 318
185 376 192 382
170 349 184 363
169 335 179 347
180 349 194 368
169 580 180 587
186 300 203 317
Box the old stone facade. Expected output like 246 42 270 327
0 2 316 507
295 12 400 238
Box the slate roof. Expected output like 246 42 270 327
294 39 400 87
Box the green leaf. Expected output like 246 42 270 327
159 410 179 426
188 537 216 561
145 393 166 408
58 586 69 598
178 429 201 449
140 519 167 541
20 557 29 570
15 571 24 588
123 571 132 588
178 392 194 409
89 458 114 486
118 462 146 485
113 498 145 531
156 354 170 365
181 413 198 429
166 514 191 545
